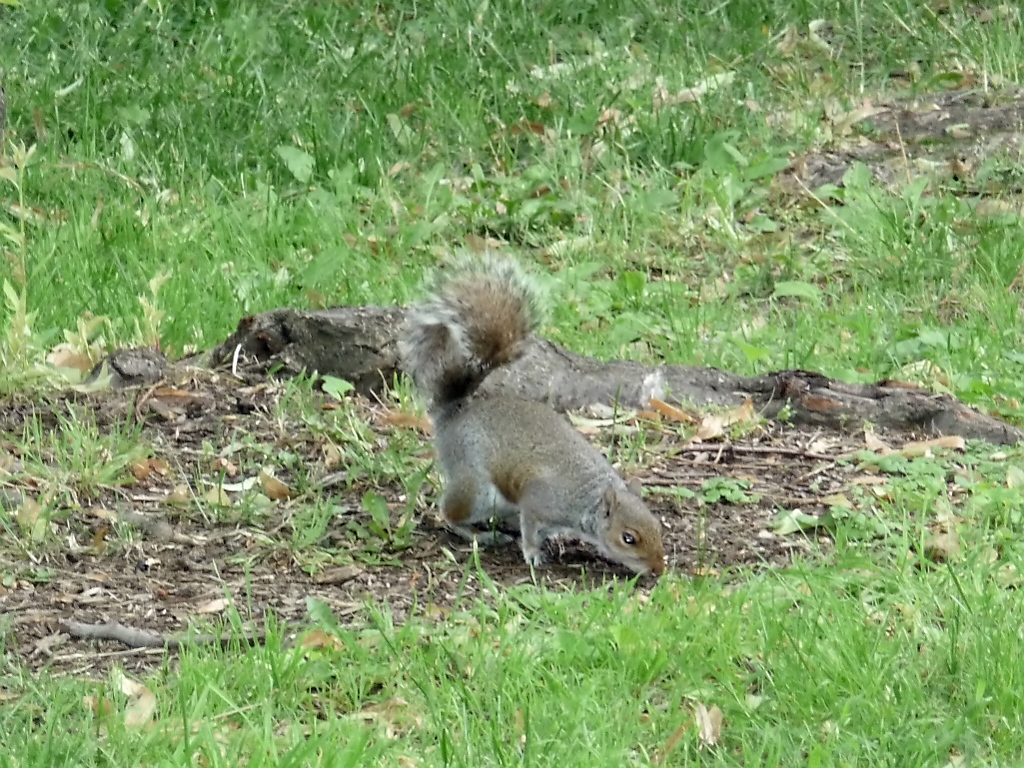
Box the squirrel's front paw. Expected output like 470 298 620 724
521 546 548 568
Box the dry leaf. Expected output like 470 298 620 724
220 477 259 493
300 629 344 651
807 19 833 52
596 108 632 133
463 233 506 253
655 722 692 764
924 530 961 562
568 413 616 435
16 497 43 529
899 435 965 458
83 693 115 718
1005 465 1024 489
653 71 736 109
513 708 526 746
995 562 1021 589
322 443 343 470
864 430 891 454
694 414 726 441
830 100 888 135
195 597 229 614
388 161 411 177
91 527 109 556
529 51 609 80
167 484 191 504
91 197 104 228
259 471 291 501
897 360 951 390
807 437 835 454
151 386 198 401
422 603 450 622
977 199 1023 218
46 345 95 373
723 399 756 427
357 696 423 739
379 409 432 433
203 487 232 507
508 119 548 137
5 202 49 224
695 703 723 748
581 403 617 419
648 398 697 424
211 456 239 477
86 506 119 522
131 457 170 481
118 674 157 728
0 450 18 474
775 25 801 55
819 493 852 508
869 484 893 501
692 399 755 442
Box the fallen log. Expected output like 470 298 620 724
184 305 1022 446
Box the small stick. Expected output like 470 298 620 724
60 621 265 651
677 443 837 462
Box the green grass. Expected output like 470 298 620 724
3 0 1024 406
4 555 1024 766
3 0 1024 764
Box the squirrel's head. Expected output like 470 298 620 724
598 478 666 577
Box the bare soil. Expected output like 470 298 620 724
0 369 882 677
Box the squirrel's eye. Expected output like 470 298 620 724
621 531 637 546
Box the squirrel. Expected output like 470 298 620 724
399 255 666 577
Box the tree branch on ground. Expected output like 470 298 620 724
89 304 1022 446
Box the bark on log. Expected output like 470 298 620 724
198 305 1023 446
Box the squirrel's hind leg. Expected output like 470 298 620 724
440 475 517 547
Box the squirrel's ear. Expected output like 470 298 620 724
626 477 643 497
601 483 618 518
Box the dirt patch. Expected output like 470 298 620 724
0 369 886 676
780 85 1024 197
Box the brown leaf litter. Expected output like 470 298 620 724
0 369 948 675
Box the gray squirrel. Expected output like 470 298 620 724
399 255 665 576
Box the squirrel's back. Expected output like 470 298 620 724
436 395 616 492
399 255 544 410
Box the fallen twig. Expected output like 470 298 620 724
676 443 837 463
60 621 265 651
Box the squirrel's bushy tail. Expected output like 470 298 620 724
400 255 545 409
